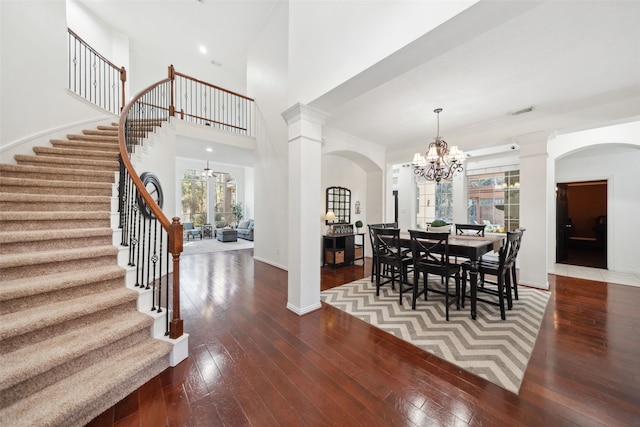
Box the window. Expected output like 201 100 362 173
181 170 208 226
416 181 453 228
181 170 237 226
467 170 519 232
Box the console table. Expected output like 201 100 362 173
323 233 364 268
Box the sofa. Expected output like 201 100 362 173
236 219 254 241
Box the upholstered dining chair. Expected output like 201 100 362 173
371 227 413 305
460 230 521 320
409 230 461 321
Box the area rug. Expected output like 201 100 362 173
321 277 550 394
182 238 254 255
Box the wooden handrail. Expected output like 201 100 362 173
116 65 255 340
173 66 254 102
118 78 184 339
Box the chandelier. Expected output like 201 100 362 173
201 161 217 179
413 108 464 182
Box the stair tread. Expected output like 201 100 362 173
33 146 119 157
14 154 119 168
0 227 113 244
0 287 138 340
0 177 113 189
0 163 116 177
0 309 153 389
0 264 125 301
0 210 109 220
0 337 171 427
0 245 117 269
0 192 111 203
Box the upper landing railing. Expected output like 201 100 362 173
68 28 126 115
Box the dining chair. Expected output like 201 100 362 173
455 223 485 237
460 230 521 320
371 227 413 305
409 230 461 321
477 228 525 301
368 223 400 282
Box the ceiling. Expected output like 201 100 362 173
79 0 640 164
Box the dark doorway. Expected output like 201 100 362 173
556 180 607 269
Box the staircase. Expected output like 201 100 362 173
0 124 173 426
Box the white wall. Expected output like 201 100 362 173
0 0 111 155
247 1 290 270
550 120 640 274
288 0 478 105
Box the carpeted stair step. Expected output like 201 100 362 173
14 154 119 172
0 287 138 343
67 133 118 143
50 138 120 153
83 128 118 137
1 311 157 408
0 228 114 254
0 211 110 232
0 164 116 183
0 176 113 196
0 337 171 427
0 192 111 212
0 264 126 313
0 245 118 280
33 146 119 161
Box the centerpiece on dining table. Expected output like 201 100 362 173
428 219 451 233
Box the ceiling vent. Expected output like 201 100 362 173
511 106 535 116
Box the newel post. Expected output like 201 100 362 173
168 65 176 117
168 216 184 338
119 66 127 112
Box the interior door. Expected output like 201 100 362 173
556 183 570 262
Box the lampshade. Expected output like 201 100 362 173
324 211 336 221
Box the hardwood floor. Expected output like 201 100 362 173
87 249 640 426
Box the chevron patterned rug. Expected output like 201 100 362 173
321 277 550 394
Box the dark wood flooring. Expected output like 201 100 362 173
87 249 640 426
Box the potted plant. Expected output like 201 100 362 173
429 219 451 232
355 220 363 233
231 202 243 225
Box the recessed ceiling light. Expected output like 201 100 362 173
199 46 207 54
206 148 213 152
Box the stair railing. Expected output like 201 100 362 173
118 66 255 340
171 65 254 136
67 28 126 114
118 75 184 339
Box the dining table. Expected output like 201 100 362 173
398 231 504 320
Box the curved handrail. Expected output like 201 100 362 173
116 65 255 340
118 80 172 229
118 76 184 339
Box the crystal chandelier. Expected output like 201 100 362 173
413 108 464 182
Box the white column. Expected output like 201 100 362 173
281 103 328 315
517 132 551 290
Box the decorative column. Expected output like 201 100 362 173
281 103 329 315
517 132 552 290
